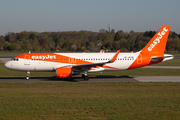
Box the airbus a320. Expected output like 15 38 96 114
5 26 173 80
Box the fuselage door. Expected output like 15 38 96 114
137 54 142 64
69 58 76 64
24 55 30 65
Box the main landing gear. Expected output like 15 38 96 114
82 73 89 81
26 71 30 80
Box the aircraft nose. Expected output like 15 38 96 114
4 62 11 69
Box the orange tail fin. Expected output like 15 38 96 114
140 26 171 56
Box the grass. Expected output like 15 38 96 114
1 53 180 119
0 82 180 119
0 52 24 57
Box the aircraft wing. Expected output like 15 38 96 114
60 50 120 68
73 50 120 68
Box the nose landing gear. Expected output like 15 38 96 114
26 71 30 80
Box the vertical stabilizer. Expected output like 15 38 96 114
141 26 171 56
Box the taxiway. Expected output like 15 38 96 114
0 76 180 83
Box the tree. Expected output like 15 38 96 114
71 45 77 52
119 38 127 51
21 41 32 51
171 32 177 39
0 36 5 50
111 29 115 34
114 32 120 41
8 43 17 51
3 44 8 51
30 38 41 51
18 31 29 40
57 36 64 48
105 41 112 50
97 33 107 41
143 31 156 37
126 34 136 51
99 29 106 33
89 42 95 51
29 33 36 40
5 32 16 43
96 42 102 49
38 39 48 49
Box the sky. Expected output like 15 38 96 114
0 0 180 35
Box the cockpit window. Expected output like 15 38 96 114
11 58 19 61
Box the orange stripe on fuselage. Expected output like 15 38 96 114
15 53 119 69
15 53 118 69
15 53 92 65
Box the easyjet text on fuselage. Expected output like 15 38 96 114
31 55 56 59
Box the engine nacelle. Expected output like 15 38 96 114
56 68 72 78
56 68 80 78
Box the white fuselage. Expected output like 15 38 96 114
5 52 140 72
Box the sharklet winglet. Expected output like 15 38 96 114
107 50 120 63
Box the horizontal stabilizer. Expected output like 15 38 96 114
151 54 174 62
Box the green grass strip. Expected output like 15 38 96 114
0 82 180 119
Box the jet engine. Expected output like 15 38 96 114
56 68 80 78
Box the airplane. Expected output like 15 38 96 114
4 26 173 80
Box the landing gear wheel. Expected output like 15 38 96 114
84 76 89 81
82 74 89 81
26 71 30 80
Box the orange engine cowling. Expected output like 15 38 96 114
56 68 72 78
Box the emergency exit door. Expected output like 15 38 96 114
24 55 30 65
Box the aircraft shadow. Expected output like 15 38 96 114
0 75 135 82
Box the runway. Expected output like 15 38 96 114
0 76 180 83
